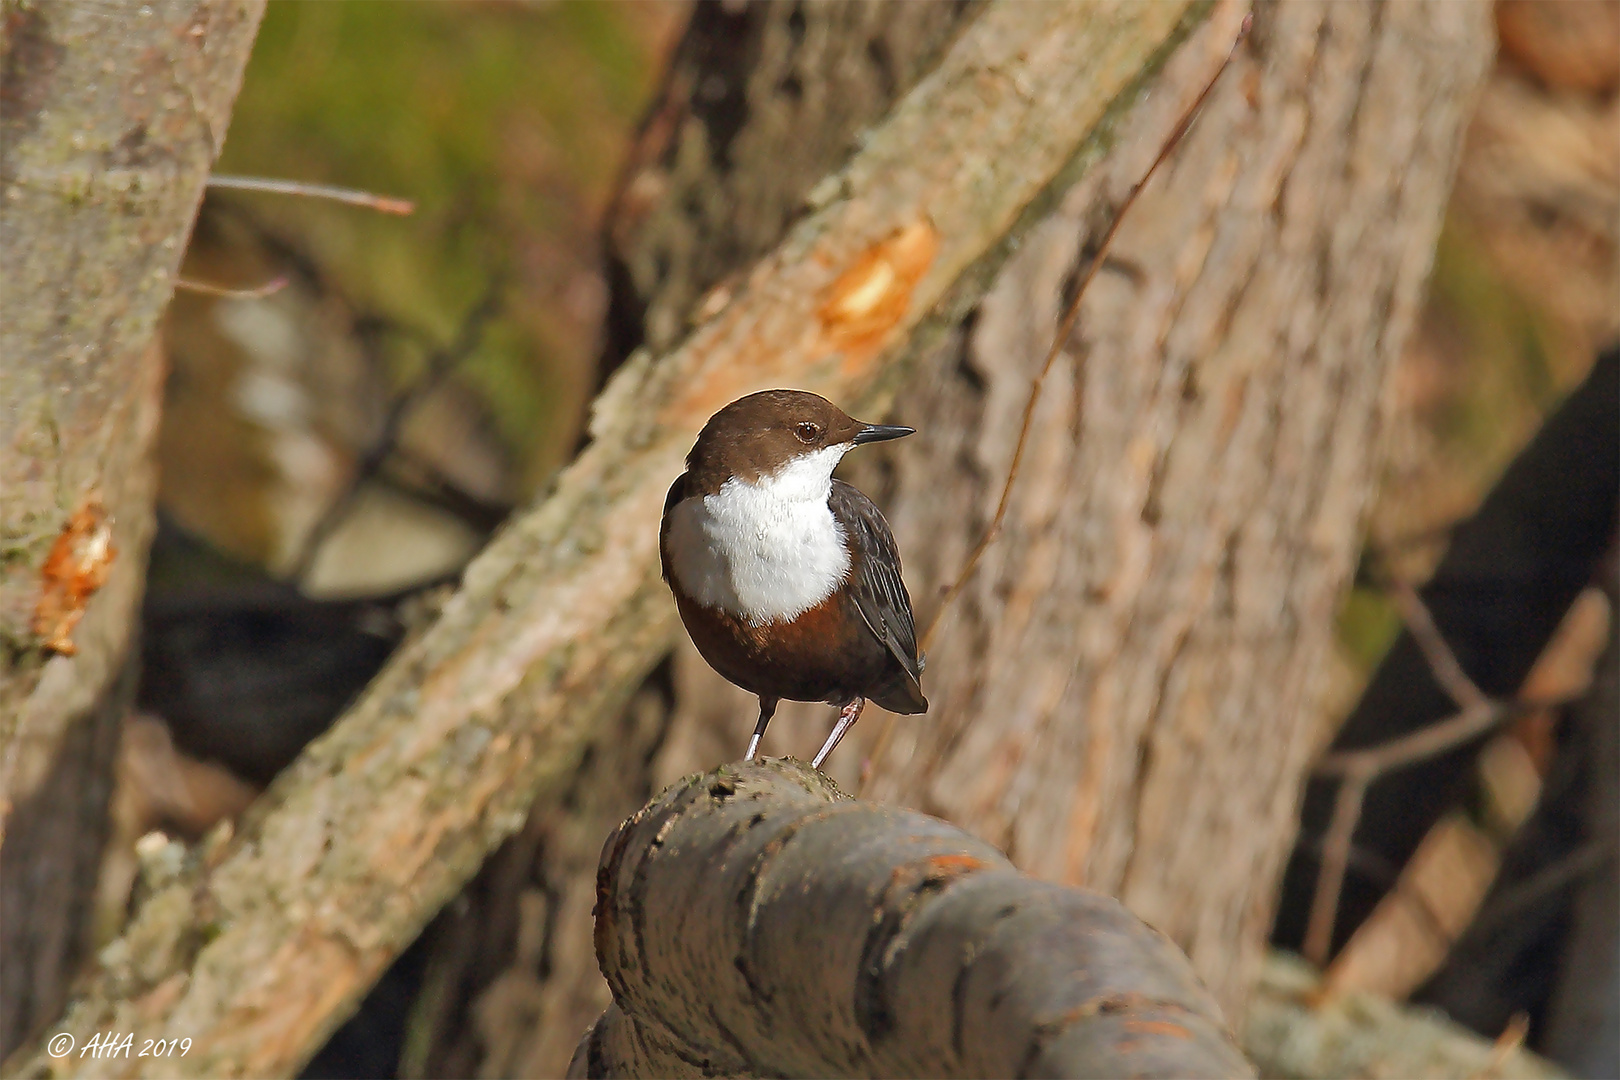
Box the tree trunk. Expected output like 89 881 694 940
6 5 1206 1075
571 759 1252 1079
0 0 262 1058
851 0 1490 1021
409 1 1495 1065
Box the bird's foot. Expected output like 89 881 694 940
812 698 865 769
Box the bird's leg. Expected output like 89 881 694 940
811 697 865 770
745 697 778 761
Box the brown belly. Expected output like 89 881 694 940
673 587 893 705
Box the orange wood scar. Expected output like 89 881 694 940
818 219 939 355
33 496 116 656
892 851 990 888
925 853 988 874
1123 1019 1192 1039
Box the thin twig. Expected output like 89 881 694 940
1389 579 1489 711
917 13 1251 661
208 174 416 216
288 285 503 582
1313 701 1513 778
174 274 289 300
1303 764 1372 966
1468 1013 1530 1080
859 12 1252 795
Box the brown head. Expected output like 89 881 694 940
684 389 914 492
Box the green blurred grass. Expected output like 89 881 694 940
214 1 679 482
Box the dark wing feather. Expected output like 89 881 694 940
659 472 689 583
830 480 925 706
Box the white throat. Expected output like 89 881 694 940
667 445 851 625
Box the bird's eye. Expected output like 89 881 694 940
795 422 821 443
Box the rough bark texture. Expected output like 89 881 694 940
0 0 262 1059
6 5 1208 1075
400 679 674 1080
570 759 1253 1080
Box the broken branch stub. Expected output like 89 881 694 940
572 759 1254 1079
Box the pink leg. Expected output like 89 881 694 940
811 698 865 769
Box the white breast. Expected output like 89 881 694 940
666 445 851 626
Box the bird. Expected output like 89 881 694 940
659 389 927 769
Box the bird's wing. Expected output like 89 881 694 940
659 472 689 584
830 480 923 691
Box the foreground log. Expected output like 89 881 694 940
571 759 1253 1079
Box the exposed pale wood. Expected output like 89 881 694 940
4 5 1207 1076
571 758 1253 1079
0 0 263 1057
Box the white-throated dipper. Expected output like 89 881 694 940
660 389 926 768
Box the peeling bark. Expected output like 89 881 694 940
0 0 262 1058
5 6 1207 1076
570 759 1253 1080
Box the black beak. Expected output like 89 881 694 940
852 423 915 446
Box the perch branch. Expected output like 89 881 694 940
571 759 1253 1079
5 6 1213 1076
